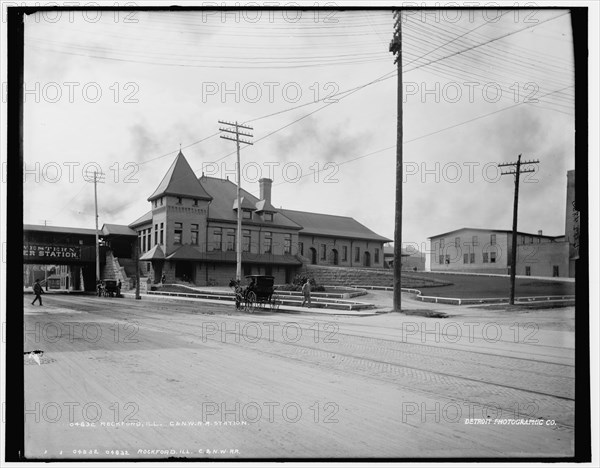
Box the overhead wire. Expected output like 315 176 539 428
35 11 574 221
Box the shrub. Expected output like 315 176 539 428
278 274 324 292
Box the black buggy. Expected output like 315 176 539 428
99 279 120 297
229 275 280 312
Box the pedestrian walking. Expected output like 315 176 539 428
301 278 312 308
117 280 122 296
161 273 166 284
32 279 44 306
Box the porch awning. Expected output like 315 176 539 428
165 244 205 260
163 245 302 266
139 244 165 261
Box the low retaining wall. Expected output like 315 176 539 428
144 290 374 311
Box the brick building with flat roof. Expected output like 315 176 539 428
427 169 577 278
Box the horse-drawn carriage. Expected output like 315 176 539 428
97 279 121 297
230 275 280 312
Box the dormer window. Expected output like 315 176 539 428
243 210 252 220
264 212 273 222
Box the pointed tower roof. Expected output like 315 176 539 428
148 151 212 202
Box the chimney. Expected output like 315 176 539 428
259 178 272 204
538 230 543 235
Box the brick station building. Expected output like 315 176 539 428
130 151 391 285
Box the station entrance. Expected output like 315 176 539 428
23 225 104 292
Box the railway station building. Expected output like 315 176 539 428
130 151 391 286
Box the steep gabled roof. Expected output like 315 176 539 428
139 244 165 260
255 199 277 213
232 196 256 211
148 152 212 202
102 223 137 236
199 176 302 230
281 209 392 243
129 210 152 228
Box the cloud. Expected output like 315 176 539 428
127 123 164 163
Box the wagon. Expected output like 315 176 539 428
229 275 280 312
101 279 120 297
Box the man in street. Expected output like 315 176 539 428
301 278 312 308
32 279 44 306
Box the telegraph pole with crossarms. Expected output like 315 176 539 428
499 155 540 305
218 120 254 281
389 10 403 312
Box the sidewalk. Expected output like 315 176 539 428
121 292 381 316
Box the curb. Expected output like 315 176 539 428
121 293 379 316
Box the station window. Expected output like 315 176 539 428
243 230 251 252
455 237 460 248
342 246 348 261
227 229 236 251
525 266 531 276
490 252 496 263
174 222 183 244
490 234 496 245
355 247 360 262
264 232 273 253
483 253 488 263
160 223 164 244
470 253 475 263
464 253 469 264
472 235 478 246
191 224 199 245
374 248 380 263
264 212 273 222
298 242 304 256
213 229 222 251
284 234 292 255
321 244 327 260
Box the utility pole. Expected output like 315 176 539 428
90 170 105 285
499 155 539 305
134 235 141 300
40 219 50 289
218 120 254 281
389 10 403 312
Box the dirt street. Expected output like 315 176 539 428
23 293 574 459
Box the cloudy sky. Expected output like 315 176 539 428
21 6 577 251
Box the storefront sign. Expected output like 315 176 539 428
24 244 81 259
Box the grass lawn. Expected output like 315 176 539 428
407 272 575 299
